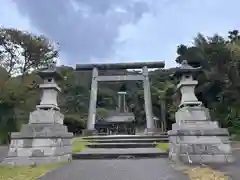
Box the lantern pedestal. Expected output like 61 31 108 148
2 66 73 165
168 61 234 164
3 123 72 165
169 106 234 164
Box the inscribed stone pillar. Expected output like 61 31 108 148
142 66 155 133
87 67 98 130
118 93 121 112
123 93 126 112
117 92 127 113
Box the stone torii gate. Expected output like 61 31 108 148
75 61 165 135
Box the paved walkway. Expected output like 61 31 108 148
1 144 240 179
39 159 188 180
210 150 240 180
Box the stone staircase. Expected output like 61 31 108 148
73 133 169 160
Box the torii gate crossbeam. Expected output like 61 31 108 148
75 61 165 135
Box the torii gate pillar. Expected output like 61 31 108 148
76 61 165 135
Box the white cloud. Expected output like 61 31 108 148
0 0 239 68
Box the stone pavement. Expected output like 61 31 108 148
209 150 240 180
0 144 239 179
39 158 188 180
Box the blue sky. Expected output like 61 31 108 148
0 0 239 68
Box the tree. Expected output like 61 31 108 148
0 27 58 76
2 26 240 143
175 30 240 133
0 67 19 143
96 108 109 119
0 27 59 143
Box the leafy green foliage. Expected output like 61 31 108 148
1 26 240 143
0 27 58 76
176 30 240 133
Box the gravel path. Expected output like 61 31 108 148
39 159 188 180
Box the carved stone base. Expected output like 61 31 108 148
170 153 234 164
168 106 234 164
168 128 234 164
175 106 211 122
2 124 73 165
29 109 64 124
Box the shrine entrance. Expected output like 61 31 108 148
75 61 165 135
94 91 136 135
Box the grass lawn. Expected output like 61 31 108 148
184 166 228 180
154 142 169 151
0 162 67 180
72 137 88 153
0 137 87 180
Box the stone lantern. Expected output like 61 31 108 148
37 68 61 110
173 60 210 123
29 65 63 124
168 60 234 164
3 64 73 165
174 60 202 108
